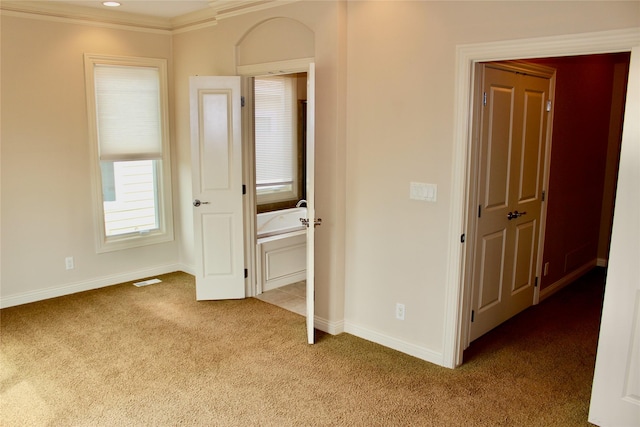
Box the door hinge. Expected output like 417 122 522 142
471 310 475 322
461 233 466 243
546 100 552 112
483 92 487 106
241 96 245 108
542 190 546 202
478 205 482 218
534 277 539 288
242 184 246 195
244 268 248 279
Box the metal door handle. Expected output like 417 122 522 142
193 199 210 207
300 218 322 228
507 210 527 220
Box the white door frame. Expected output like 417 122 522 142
236 57 315 297
443 28 640 369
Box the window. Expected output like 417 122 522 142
254 74 306 210
84 54 173 252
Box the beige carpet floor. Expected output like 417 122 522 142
1 269 604 426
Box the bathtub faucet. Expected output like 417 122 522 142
296 199 307 208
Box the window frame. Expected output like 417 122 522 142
84 54 174 253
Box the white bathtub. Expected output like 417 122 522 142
256 208 307 292
256 207 307 238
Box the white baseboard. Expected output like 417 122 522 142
539 259 598 302
0 263 184 309
344 321 444 367
315 316 344 335
179 263 196 276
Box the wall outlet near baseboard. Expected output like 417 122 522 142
65 256 74 270
396 303 405 320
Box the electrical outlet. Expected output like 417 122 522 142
396 303 405 320
543 262 549 276
65 256 74 270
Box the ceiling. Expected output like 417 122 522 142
41 0 213 19
2 0 295 29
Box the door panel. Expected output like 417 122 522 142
190 77 245 300
512 220 536 294
470 63 552 341
519 89 546 201
478 230 506 310
201 92 232 190
484 83 516 209
202 215 234 275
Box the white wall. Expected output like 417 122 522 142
344 1 640 363
0 15 180 306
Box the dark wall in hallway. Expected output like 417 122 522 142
529 53 629 290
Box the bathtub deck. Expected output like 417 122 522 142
254 281 306 316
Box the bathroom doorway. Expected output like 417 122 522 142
252 71 310 316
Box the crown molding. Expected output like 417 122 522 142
0 1 173 33
169 7 218 34
209 0 299 21
1 0 302 34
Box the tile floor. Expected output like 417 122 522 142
254 281 306 316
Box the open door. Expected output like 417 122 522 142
469 62 553 341
589 46 640 426
305 63 316 344
190 76 245 300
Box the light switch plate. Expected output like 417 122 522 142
410 182 437 202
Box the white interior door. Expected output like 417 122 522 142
588 46 640 427
190 76 245 300
305 63 316 344
470 63 552 341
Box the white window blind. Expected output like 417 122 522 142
255 76 295 187
94 65 162 161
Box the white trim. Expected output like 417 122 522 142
315 316 344 335
345 321 444 366
0 264 183 309
241 77 258 298
597 258 608 268
539 259 598 302
179 263 196 276
445 28 640 369
169 7 218 34
214 0 299 21
171 19 218 35
237 58 314 77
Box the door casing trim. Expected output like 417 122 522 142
238 58 314 298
